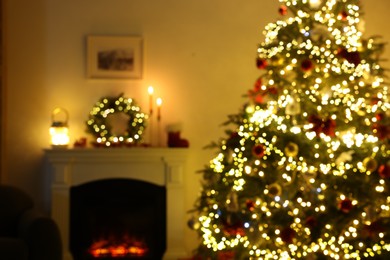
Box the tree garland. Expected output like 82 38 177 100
86 94 147 147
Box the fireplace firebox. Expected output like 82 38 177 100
70 178 166 259
44 148 188 260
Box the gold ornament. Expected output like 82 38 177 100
285 142 299 157
285 96 301 116
267 183 282 197
363 157 378 172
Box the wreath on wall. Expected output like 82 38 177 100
86 94 148 147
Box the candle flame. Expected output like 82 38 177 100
148 86 154 95
156 98 162 106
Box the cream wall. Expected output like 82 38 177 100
5 0 390 253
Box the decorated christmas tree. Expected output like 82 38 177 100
190 0 390 259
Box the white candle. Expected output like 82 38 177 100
156 97 162 121
148 86 154 115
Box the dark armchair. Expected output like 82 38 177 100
0 184 62 260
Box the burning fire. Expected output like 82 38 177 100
88 235 148 258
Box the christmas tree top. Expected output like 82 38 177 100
190 0 390 259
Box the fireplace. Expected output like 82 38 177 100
70 178 166 259
44 148 188 260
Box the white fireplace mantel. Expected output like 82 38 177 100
44 147 189 260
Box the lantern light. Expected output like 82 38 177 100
50 108 70 148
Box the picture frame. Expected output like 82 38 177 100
87 35 143 79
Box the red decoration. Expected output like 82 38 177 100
376 113 385 121
218 251 235 260
74 137 87 148
223 221 245 237
338 198 353 213
246 200 255 211
252 144 266 158
362 220 385 239
308 115 336 137
378 164 390 179
372 123 390 140
280 227 296 244
337 48 361 66
227 131 241 147
371 97 381 105
248 78 278 105
339 10 348 21
256 58 268 69
322 119 336 136
254 77 262 91
268 86 278 95
305 216 318 229
167 131 189 148
301 59 314 71
279 5 288 15
248 78 265 104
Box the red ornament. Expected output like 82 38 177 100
378 163 390 179
227 131 241 147
305 216 318 229
268 86 278 95
218 250 235 260
256 58 268 69
223 221 245 236
362 220 385 239
338 198 353 213
322 118 336 137
280 227 296 244
339 10 348 21
308 115 336 137
373 123 390 140
248 78 265 104
301 59 314 71
337 48 361 66
248 78 278 105
376 113 385 121
371 97 381 105
246 200 255 211
254 77 262 91
279 5 288 15
252 144 266 158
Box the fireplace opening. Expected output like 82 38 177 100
70 178 166 259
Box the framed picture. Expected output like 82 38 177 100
87 35 143 79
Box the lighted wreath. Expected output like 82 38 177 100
86 94 148 147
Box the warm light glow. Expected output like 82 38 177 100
156 97 162 107
148 86 154 95
89 235 148 258
50 107 70 148
50 125 69 147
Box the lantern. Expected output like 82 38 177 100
50 108 69 148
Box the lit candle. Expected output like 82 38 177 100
156 97 162 121
148 86 154 115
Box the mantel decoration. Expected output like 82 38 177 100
50 107 70 148
86 94 148 147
